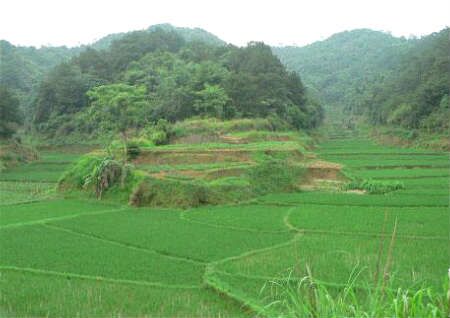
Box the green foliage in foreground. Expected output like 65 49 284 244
0 270 249 317
259 269 448 317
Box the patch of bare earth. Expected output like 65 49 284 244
346 189 366 195
300 160 346 191
220 135 247 144
134 150 252 165
306 160 343 180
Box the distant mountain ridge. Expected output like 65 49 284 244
1 25 447 135
272 29 414 108
273 27 449 134
91 23 226 50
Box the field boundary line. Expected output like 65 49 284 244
179 211 290 234
0 179 57 183
0 207 127 230
372 175 449 180
211 234 300 267
318 152 446 156
0 266 200 290
257 201 449 208
354 164 450 169
283 211 448 241
43 223 207 265
0 197 55 207
283 207 299 232
204 268 269 317
302 229 448 241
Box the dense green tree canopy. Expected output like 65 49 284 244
0 86 22 138
28 30 322 137
274 28 449 132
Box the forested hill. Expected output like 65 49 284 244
0 24 225 102
2 27 322 140
272 29 414 110
0 40 81 98
273 28 449 133
0 24 234 139
91 23 226 50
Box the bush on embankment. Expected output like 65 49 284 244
59 153 305 208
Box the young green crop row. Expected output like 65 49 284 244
0 162 70 182
0 181 55 205
0 269 249 317
259 192 449 207
1 131 448 317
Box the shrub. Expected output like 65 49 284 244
343 178 405 194
0 142 38 168
129 177 211 208
58 153 135 199
172 118 291 138
125 140 141 160
247 160 305 195
141 119 173 145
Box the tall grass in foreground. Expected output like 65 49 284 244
261 267 448 317
260 216 449 317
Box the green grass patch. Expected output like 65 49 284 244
0 181 55 205
49 208 294 262
183 204 290 232
353 168 449 179
141 141 304 152
398 176 449 187
216 235 448 289
259 191 449 207
0 270 249 317
172 117 290 137
137 162 252 173
38 152 83 163
0 162 70 182
0 225 204 286
288 204 448 237
0 199 120 227
324 157 449 169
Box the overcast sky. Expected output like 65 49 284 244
1 0 449 48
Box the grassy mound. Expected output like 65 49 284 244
0 141 38 172
57 118 316 208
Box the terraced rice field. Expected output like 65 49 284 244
0 136 448 316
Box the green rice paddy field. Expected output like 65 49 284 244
0 137 449 317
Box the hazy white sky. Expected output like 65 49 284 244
1 0 449 47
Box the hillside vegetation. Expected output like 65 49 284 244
274 28 449 143
0 24 224 118
27 29 321 142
